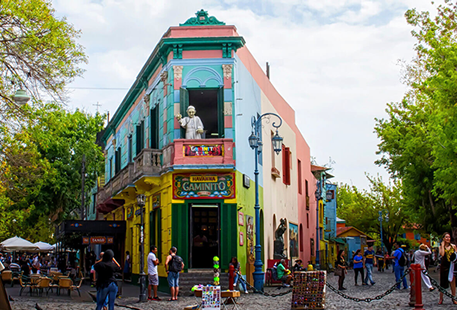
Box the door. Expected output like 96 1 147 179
190 204 220 268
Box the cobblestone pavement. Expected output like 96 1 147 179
8 266 457 309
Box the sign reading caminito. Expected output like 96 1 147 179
173 173 235 199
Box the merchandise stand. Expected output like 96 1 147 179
291 271 326 309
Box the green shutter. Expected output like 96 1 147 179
172 203 189 271
221 203 237 269
217 87 224 138
179 88 189 139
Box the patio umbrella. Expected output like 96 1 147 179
0 236 39 252
33 242 55 252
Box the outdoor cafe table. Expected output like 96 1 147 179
194 289 241 309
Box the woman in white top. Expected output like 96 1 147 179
413 244 435 291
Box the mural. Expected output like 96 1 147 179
246 215 254 263
289 223 299 258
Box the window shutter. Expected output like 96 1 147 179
282 145 286 182
217 87 224 138
179 87 188 138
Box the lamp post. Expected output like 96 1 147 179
137 194 147 302
378 210 389 251
248 113 283 291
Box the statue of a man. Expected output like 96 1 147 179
175 105 204 139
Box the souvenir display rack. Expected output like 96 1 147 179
291 270 326 309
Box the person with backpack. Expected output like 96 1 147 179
165 246 184 301
393 242 408 290
439 232 457 305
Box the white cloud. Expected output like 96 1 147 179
52 0 445 189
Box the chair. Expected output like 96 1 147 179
70 276 83 296
32 277 52 296
57 278 73 296
18 275 32 296
1 271 12 284
11 271 23 287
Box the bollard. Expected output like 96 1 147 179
228 264 235 290
409 264 424 310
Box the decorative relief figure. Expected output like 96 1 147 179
175 105 204 139
173 66 183 80
160 71 168 83
222 64 232 80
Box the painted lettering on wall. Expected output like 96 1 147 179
184 144 223 156
173 173 235 199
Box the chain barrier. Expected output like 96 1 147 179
326 268 411 302
238 272 293 297
425 272 457 303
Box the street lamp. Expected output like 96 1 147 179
378 210 389 251
248 113 283 291
136 193 147 302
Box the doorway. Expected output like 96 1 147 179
190 204 220 268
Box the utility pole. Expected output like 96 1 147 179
81 154 86 220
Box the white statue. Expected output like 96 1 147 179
175 105 204 139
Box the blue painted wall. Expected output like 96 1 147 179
324 183 337 239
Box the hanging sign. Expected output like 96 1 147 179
82 236 114 245
173 173 235 199
184 144 224 157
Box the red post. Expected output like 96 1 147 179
229 264 235 290
411 264 424 310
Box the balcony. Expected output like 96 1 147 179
96 148 162 213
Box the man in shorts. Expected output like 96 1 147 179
147 245 160 301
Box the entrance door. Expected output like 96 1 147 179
190 204 220 268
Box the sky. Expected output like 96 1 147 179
52 0 440 190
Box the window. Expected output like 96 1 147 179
92 193 96 214
282 145 291 185
305 180 309 209
180 87 224 138
298 159 302 194
150 107 159 149
128 135 132 162
136 120 144 155
310 238 314 256
299 224 303 252
307 214 309 228
109 157 113 179
115 147 121 174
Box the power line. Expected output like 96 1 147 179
67 87 129 90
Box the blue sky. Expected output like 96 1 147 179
52 0 441 190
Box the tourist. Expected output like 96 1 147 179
353 249 364 286
276 259 292 287
94 250 120 310
376 249 384 272
147 246 161 301
364 244 376 285
413 244 435 291
439 232 457 305
336 250 347 290
393 242 408 289
165 246 184 301
123 251 131 282
229 257 248 293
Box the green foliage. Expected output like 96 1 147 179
337 175 412 253
0 104 105 242
375 1 457 235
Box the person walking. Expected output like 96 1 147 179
147 246 161 301
165 246 184 301
364 244 376 285
94 250 120 310
229 257 248 293
439 232 457 305
336 250 347 290
393 242 408 290
353 249 364 286
413 244 435 292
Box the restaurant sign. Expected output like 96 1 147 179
82 236 114 245
184 144 223 157
173 173 235 199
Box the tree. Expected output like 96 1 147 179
0 0 86 122
337 175 412 253
375 1 457 236
0 104 105 242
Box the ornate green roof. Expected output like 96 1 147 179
180 9 225 26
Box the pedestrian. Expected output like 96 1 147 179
376 249 384 272
353 249 364 286
165 246 184 301
229 257 248 293
336 250 347 290
276 259 293 287
413 244 435 292
393 242 408 289
364 244 376 285
123 251 131 282
94 249 120 310
384 252 390 270
147 245 161 301
439 232 457 305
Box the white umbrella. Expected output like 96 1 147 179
0 236 39 252
33 241 55 252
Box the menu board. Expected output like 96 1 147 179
201 285 221 310
291 271 326 309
